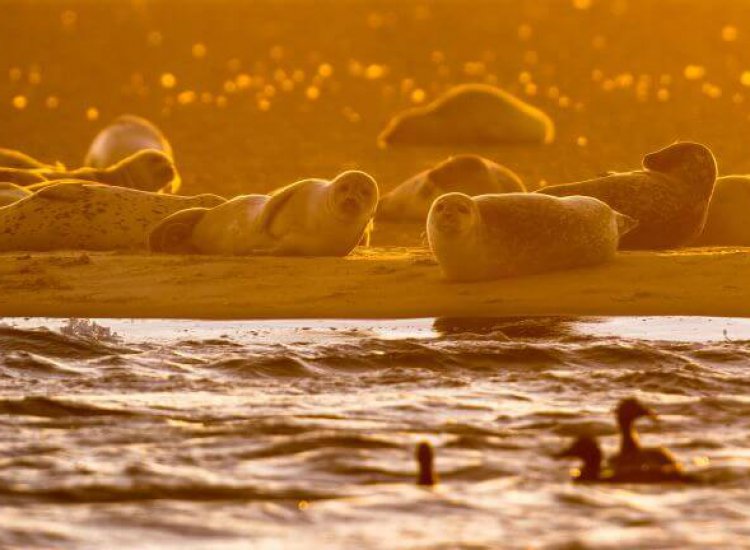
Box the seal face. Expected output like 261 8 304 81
427 192 636 282
83 115 180 193
377 155 525 222
695 175 750 246
378 84 555 147
0 182 225 252
149 171 379 257
538 142 717 250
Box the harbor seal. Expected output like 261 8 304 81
426 192 637 282
83 115 179 193
0 183 31 207
378 84 555 147
377 154 525 222
31 150 177 194
0 147 61 170
694 176 750 246
0 168 47 186
0 182 225 252
538 142 717 250
149 171 378 256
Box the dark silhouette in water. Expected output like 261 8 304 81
555 435 695 484
610 397 684 475
416 441 437 486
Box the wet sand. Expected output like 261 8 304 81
0 246 748 318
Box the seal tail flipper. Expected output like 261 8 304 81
615 212 639 237
148 207 209 254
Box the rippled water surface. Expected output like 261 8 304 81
2 316 750 549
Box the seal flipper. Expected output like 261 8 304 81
258 181 316 235
148 207 209 254
615 212 639 237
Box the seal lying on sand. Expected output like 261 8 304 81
427 192 636 282
0 147 61 170
149 171 378 256
378 84 555 147
0 168 47 186
377 154 525 222
30 150 177 194
84 115 180 193
0 182 225 252
538 142 717 250
694 176 750 246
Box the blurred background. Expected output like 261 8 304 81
2 0 750 197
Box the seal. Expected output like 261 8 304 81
694 176 750 246
30 150 177 194
0 147 61 170
0 181 225 252
83 115 180 193
378 84 555 147
538 142 717 250
0 183 31 207
426 192 637 282
0 168 47 186
377 154 525 222
149 171 379 256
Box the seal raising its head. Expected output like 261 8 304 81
0 182 225 252
32 149 177 194
378 84 555 147
377 154 525 222
84 115 179 193
427 192 636 282
694 175 750 246
0 147 60 170
149 171 379 256
538 142 717 250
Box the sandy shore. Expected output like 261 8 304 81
0 247 747 319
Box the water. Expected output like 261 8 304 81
2 316 750 549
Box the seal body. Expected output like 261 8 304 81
32 150 177 194
694 176 750 246
149 171 379 257
427 192 636 282
377 154 525 222
538 142 717 250
83 115 179 193
0 182 225 252
0 168 47 186
378 84 555 147
0 148 59 170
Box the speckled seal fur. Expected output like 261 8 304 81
427 192 636 282
538 142 717 250
0 181 225 252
